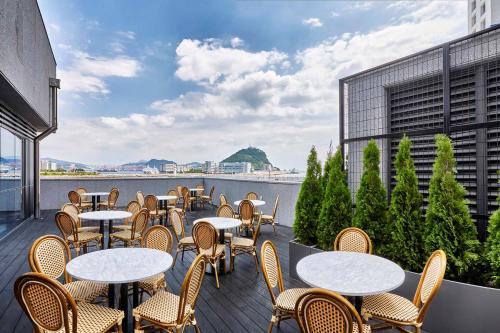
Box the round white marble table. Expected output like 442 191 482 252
80 191 110 211
193 217 241 274
78 211 132 248
156 195 178 225
234 199 266 207
189 188 204 210
296 251 405 312
66 248 173 332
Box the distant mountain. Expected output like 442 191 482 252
41 158 90 170
221 147 272 170
121 159 175 169
0 157 19 164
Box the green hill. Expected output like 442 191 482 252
221 147 272 170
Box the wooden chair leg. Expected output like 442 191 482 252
173 249 179 268
214 262 220 289
253 251 259 273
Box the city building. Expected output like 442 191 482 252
160 162 177 174
469 0 500 33
0 0 58 232
219 162 252 174
40 160 57 171
202 161 219 173
339 25 500 240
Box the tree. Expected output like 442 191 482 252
387 135 425 271
424 134 479 281
317 147 352 250
485 207 500 287
321 141 334 192
293 146 323 245
353 140 389 251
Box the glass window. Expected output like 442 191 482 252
481 2 485 15
472 14 477 26
472 0 476 11
481 20 486 30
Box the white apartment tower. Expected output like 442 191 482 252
468 0 500 33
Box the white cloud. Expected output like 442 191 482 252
350 1 375 11
330 11 340 17
230 37 244 48
116 30 136 40
302 18 323 28
58 69 109 94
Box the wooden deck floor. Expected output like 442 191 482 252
0 207 413 333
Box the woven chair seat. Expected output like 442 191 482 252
200 195 210 199
64 281 108 303
179 236 194 245
112 224 132 231
77 226 100 233
139 273 166 294
110 230 141 241
150 209 167 216
241 220 253 226
80 202 92 208
261 214 273 220
199 244 225 257
275 288 310 311
68 232 101 242
353 323 372 333
362 293 419 323
224 232 233 240
231 237 253 248
55 302 124 333
133 290 192 325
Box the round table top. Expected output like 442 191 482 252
66 248 173 284
81 192 110 196
156 195 178 201
193 217 242 230
296 251 405 296
189 188 204 191
234 199 266 207
78 210 132 220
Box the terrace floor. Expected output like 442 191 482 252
0 207 412 333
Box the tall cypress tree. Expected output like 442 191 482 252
484 175 500 287
353 140 389 251
387 135 425 271
293 146 322 245
317 147 352 250
424 134 479 280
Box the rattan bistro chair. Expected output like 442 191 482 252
112 200 141 231
238 199 255 235
29 235 108 303
261 195 279 234
76 187 92 205
68 190 92 212
216 204 237 246
219 193 228 206
98 187 119 210
109 208 150 248
230 216 262 273
362 250 446 333
136 191 145 207
62 203 99 233
295 288 371 333
133 254 207 333
144 195 167 225
15 272 124 333
167 189 179 210
138 225 174 299
56 211 102 256
261 240 309 333
333 227 373 254
181 186 196 211
171 209 196 267
200 185 215 208
171 192 190 224
246 191 259 200
192 221 226 289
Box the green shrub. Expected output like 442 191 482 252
386 135 425 271
293 146 322 245
485 175 500 287
424 134 479 281
353 139 389 252
317 147 352 250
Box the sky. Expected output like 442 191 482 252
38 0 467 169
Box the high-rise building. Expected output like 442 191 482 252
0 0 58 233
218 162 252 174
202 161 219 174
469 0 500 33
339 26 500 241
160 162 177 174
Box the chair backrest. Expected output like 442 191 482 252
208 185 215 198
272 195 280 218
167 189 178 205
29 235 71 283
196 184 204 195
192 221 217 256
75 187 87 196
136 191 145 207
413 250 447 323
170 209 185 240
125 200 142 225
142 225 173 253
216 204 235 218
61 203 81 228
107 187 119 207
55 211 78 242
176 185 183 197
295 288 365 333
176 255 207 325
252 216 263 246
14 272 78 333
144 195 158 212
333 227 372 254
260 240 285 305
181 186 189 198
131 209 150 239
181 192 190 212
238 199 255 223
246 192 258 200
67 190 81 205
219 193 228 206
